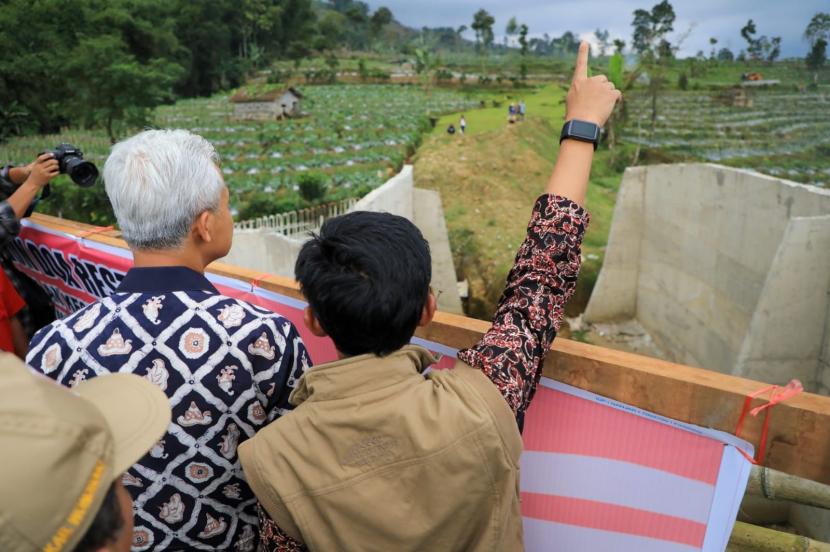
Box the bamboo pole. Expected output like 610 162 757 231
729 521 830 551
747 466 830 510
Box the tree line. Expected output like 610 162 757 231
0 0 598 144
0 0 402 142
2 0 827 145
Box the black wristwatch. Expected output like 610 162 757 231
560 120 600 150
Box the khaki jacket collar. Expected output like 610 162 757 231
289 345 437 406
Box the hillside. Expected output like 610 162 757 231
414 84 621 323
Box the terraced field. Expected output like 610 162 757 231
623 91 830 188
0 85 476 224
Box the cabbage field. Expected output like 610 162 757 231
0 85 476 225
623 90 830 188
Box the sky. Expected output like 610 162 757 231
364 0 826 58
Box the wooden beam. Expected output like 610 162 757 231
27 214 830 483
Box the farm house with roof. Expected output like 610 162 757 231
230 86 304 121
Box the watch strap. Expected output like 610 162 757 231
560 120 600 150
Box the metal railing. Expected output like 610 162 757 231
233 198 357 238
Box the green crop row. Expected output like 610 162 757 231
621 90 830 188
0 84 477 225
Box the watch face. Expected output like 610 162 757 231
570 120 599 139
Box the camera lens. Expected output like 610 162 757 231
64 156 99 188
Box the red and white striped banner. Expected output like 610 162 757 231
522 379 752 551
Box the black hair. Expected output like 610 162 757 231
74 483 123 552
295 211 431 357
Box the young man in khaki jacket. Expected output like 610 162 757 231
240 42 621 551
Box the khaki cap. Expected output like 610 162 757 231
0 353 170 552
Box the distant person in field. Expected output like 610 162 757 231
460 115 467 135
241 41 621 551
27 129 311 550
508 102 516 123
0 352 170 552
447 123 456 135
519 100 527 121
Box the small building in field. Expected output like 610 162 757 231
230 87 303 121
714 87 753 108
730 88 753 108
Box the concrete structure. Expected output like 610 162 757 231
224 166 464 314
413 189 461 314
223 230 306 279
352 165 414 219
585 164 830 393
230 87 303 121
823 299 830 392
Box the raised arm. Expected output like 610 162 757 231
457 42 620 428
548 41 621 204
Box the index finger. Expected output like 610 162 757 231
573 41 590 82
37 152 55 162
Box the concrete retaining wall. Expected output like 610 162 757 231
413 188 463 314
223 231 305 279
223 165 464 313
821 292 830 395
585 164 830 390
351 165 414 219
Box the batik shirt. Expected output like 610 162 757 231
258 193 590 551
27 266 310 551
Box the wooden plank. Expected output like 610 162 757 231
26 214 830 483
207 261 305 301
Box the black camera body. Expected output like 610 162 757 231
48 144 98 188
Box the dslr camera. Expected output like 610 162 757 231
46 144 99 188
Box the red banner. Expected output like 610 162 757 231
11 221 458 367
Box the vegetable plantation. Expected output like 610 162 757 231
0 85 476 225
623 90 830 188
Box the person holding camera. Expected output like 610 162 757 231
0 153 60 247
0 154 61 347
1 146 97 341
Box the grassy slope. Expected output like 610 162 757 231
414 83 620 323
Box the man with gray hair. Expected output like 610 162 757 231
27 129 310 550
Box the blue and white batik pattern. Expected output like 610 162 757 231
27 290 310 551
